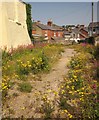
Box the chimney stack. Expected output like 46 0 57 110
36 20 41 25
47 19 52 26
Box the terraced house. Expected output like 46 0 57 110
88 22 99 36
71 25 89 42
32 20 63 41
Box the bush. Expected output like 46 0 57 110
17 62 30 75
93 45 99 79
18 82 32 93
85 37 95 45
78 37 95 45
41 97 54 119
94 44 99 60
30 52 50 74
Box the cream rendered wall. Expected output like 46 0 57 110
0 2 8 48
0 0 31 50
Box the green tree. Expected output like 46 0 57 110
26 4 34 43
62 25 66 30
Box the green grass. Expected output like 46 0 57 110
18 82 32 93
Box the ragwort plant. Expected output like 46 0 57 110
2 44 64 101
41 96 55 119
59 44 99 119
31 52 50 74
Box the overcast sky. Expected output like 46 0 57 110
27 2 98 26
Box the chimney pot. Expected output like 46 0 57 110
47 19 52 26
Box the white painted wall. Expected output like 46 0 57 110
0 0 31 50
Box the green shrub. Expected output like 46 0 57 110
39 52 49 71
41 97 54 119
97 66 99 78
18 82 32 93
85 37 95 45
16 61 31 76
94 44 99 60
31 52 50 74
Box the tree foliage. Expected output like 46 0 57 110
26 3 34 41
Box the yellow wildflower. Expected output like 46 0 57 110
66 85 69 89
64 109 68 113
69 115 73 118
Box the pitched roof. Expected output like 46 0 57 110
37 23 63 31
72 27 79 34
83 27 88 32
52 24 63 30
79 32 88 38
37 24 51 30
32 22 37 30
32 22 63 31
88 22 99 28
79 27 88 33
63 31 71 35
72 26 88 35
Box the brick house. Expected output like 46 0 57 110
32 29 36 35
79 27 88 39
32 20 63 41
88 22 99 36
71 25 88 42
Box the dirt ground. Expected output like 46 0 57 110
3 48 76 118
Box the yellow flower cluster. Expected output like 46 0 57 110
61 109 73 118
59 44 98 118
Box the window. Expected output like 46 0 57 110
45 31 48 36
54 32 56 36
58 32 60 37
93 29 95 32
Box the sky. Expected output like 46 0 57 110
26 2 98 26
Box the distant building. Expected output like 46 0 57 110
32 20 63 41
63 30 71 40
66 25 75 30
88 22 99 36
79 27 88 39
71 25 88 42
71 27 80 42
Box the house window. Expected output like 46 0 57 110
54 32 56 37
45 31 48 36
58 32 60 37
93 29 95 32
78 34 79 38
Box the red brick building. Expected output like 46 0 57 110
32 20 63 41
79 27 88 39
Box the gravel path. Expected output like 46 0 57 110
33 49 75 99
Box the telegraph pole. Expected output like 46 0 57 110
92 2 94 36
